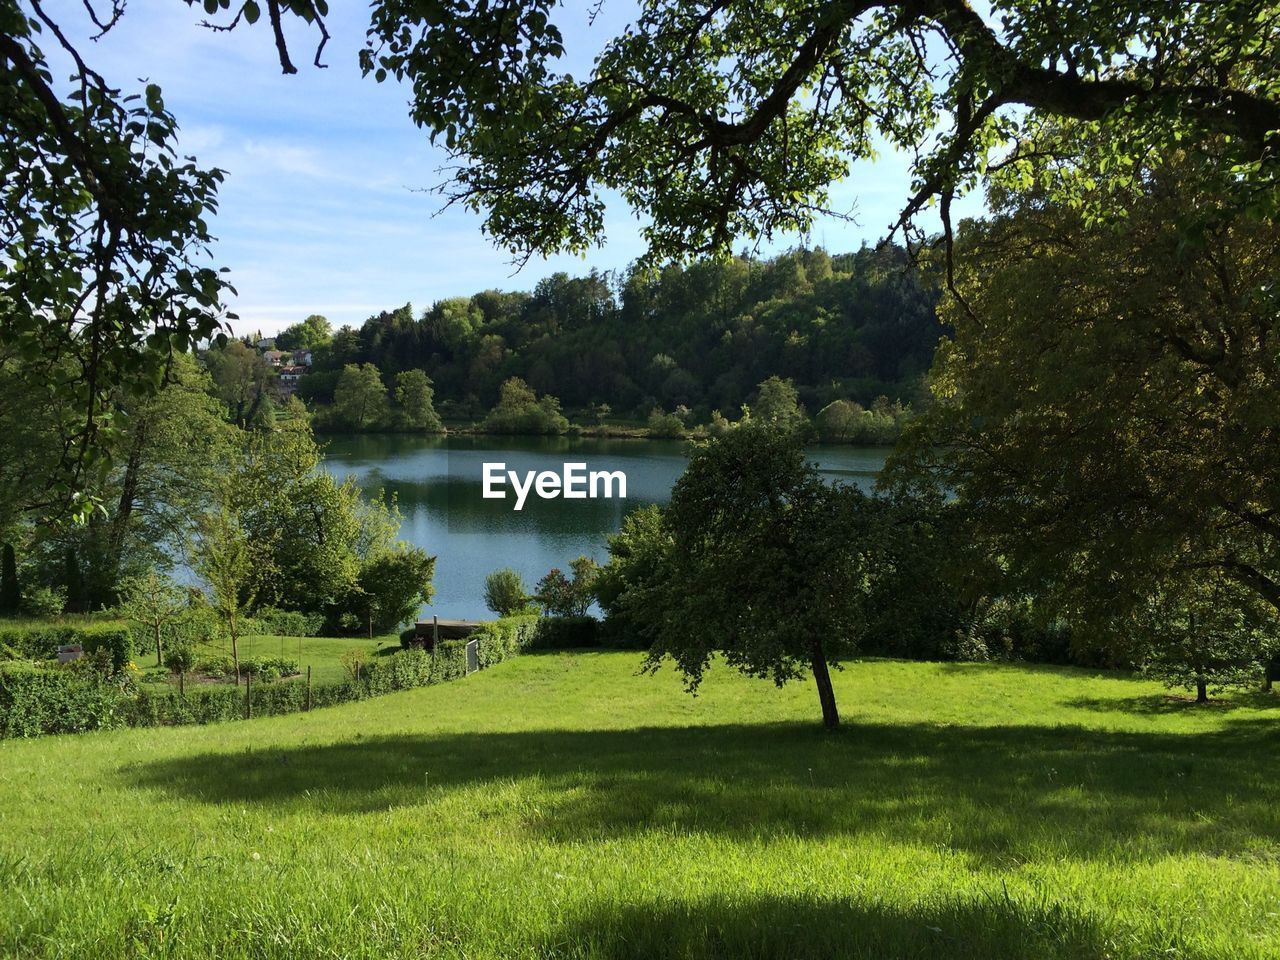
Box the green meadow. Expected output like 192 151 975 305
1 651 1277 959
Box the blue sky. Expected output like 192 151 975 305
60 1 981 336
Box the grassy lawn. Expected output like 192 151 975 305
139 634 402 689
1 652 1277 959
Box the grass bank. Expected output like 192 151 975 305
1 653 1277 958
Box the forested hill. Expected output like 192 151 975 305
297 245 942 421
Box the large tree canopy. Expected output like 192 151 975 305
888 129 1280 645
350 0 1280 260
1 1 233 520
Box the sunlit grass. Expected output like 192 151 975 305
141 633 402 688
2 652 1277 958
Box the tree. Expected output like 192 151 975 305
484 568 529 618
1 4 232 520
646 408 686 439
118 569 188 666
748 377 809 435
891 130 1280 646
816 400 863 444
194 495 270 685
482 377 569 435
535 557 598 617
1133 575 1277 703
206 341 275 428
164 643 197 697
276 315 332 351
356 0 1279 266
644 425 879 728
334 363 389 429
595 505 674 649
394 369 444 432
230 422 364 614
353 546 436 637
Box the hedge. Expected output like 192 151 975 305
472 614 540 667
0 621 134 670
529 615 601 650
0 614 540 738
0 664 133 738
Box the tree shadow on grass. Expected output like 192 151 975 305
124 718 1280 865
540 892 1188 960
1064 691 1280 715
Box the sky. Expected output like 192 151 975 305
55 1 982 336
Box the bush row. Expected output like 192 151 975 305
0 621 134 670
0 664 133 738
0 614 536 738
528 615 601 650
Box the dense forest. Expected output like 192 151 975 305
294 245 941 423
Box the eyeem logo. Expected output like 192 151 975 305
482 462 627 511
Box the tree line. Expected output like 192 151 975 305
292 245 941 433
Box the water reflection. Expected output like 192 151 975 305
323 434 886 620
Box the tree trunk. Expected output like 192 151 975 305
0 543 19 615
155 623 163 667
810 644 840 729
230 612 241 686
1196 676 1208 703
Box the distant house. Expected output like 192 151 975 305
255 337 276 351
276 365 307 397
293 349 313 367
264 350 288 367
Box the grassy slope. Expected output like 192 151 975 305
1 652 1277 959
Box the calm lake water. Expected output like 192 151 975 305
323 434 889 621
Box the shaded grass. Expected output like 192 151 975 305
1 653 1278 958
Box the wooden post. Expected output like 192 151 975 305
433 615 439 652
306 665 312 711
245 670 252 719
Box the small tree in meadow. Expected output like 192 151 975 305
643 424 883 729
353 546 437 637
484 568 529 617
164 643 196 696
195 500 269 685
118 569 188 666
1135 575 1276 703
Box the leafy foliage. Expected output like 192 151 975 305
482 377 570 435
483 568 529 618
361 0 1280 265
1 6 233 519
534 557 598 618
892 130 1280 652
302 248 939 427
642 425 884 727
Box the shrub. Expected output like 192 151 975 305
250 608 325 637
529 615 600 650
483 568 529 617
0 664 131 738
20 586 66 619
0 621 134 670
164 644 197 676
7 613 540 737
471 614 539 668
646 408 686 438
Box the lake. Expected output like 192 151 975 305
323 434 890 621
